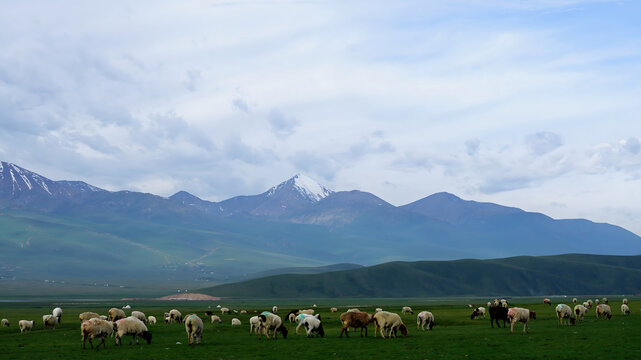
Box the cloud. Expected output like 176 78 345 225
525 131 563 155
232 98 249 113
621 137 641 155
465 138 480 156
267 109 299 138
345 137 396 160
184 69 202 92
223 134 273 165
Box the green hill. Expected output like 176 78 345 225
199 254 641 298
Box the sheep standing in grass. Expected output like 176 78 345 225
621 304 630 315
373 311 407 338
147 316 157 325
572 298 577 305
220 307 231 315
249 316 260 335
185 314 203 345
602 297 608 304
131 311 147 324
500 299 508 309
470 307 486 320
543 299 551 306
623 298 628 305
79 312 101 322
258 312 288 339
231 318 242 326
556 304 576 326
115 317 152 345
295 313 318 334
330 307 338 313
272 306 278 313
168 309 182 324
586 300 593 308
339 310 373 338
487 301 492 308
108 308 126 322
417 311 434 331
401 306 413 315
81 318 114 350
211 315 222 323
489 305 508 328
302 314 324 338
574 305 587 322
19 320 33 333
507 307 535 334
596 304 612 320
53 307 63 323
1 319 9 327
43 314 58 329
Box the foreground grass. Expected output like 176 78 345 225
0 298 639 359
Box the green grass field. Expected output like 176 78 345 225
1 298 639 359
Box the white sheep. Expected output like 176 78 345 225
574 304 587 322
108 308 126 322
131 311 147 324
53 307 63 323
231 318 241 326
500 299 508 309
211 315 222 323
301 314 324 337
220 307 231 314
507 307 535 334
556 304 576 326
401 306 413 315
582 301 590 310
78 312 101 322
595 298 600 304
81 318 114 349
330 307 338 313
147 316 157 325
622 298 628 305
373 311 407 338
295 313 317 334
416 311 434 331
258 312 288 339
621 304 630 315
471 307 486 320
185 314 203 345
272 306 278 313
167 309 182 323
240 310 248 314
572 298 577 304
596 304 612 320
115 316 152 345
602 297 608 304
43 314 58 329
301 309 315 315
249 316 260 335
19 320 33 333
586 299 593 308
1 318 9 327
487 302 492 308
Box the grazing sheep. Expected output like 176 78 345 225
272 306 278 313
43 314 58 329
493 299 500 307
470 307 486 320
240 310 248 314
621 304 630 315
339 311 374 338
115 317 152 345
108 308 126 322
595 298 600 305
167 309 182 324
330 307 338 313
622 298 628 305
211 315 222 323
249 316 260 335
556 304 576 326
295 313 318 334
131 311 147 324
1 318 9 327
500 299 508 309
302 314 325 338
489 305 508 328
301 309 315 315
185 314 203 345
53 307 63 323
582 301 590 309
19 320 33 333
572 298 577 304
231 318 242 326
596 304 612 320
543 299 551 306
417 311 434 331
586 299 593 308
602 297 608 304
487 301 492 308
220 307 231 315
401 306 413 315
373 311 408 338
507 307 535 334
81 318 114 349
468 304 474 308
574 305 587 322
79 312 101 322
258 312 288 339
147 316 157 325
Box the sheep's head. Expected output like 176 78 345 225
470 310 478 320
399 324 408 337
530 311 536 320
570 317 576 325
317 324 325 337
277 325 288 339
141 331 152 344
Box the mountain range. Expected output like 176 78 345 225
1 160 640 293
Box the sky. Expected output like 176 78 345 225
1 1 641 235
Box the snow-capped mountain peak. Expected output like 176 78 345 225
267 173 333 202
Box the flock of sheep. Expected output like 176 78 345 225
0 297 633 349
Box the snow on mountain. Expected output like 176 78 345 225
268 173 333 202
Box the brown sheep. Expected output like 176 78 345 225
339 311 374 338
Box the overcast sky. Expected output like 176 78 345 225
1 1 641 235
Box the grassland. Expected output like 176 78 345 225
1 297 640 359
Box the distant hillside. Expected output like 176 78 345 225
220 263 363 283
199 254 641 298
